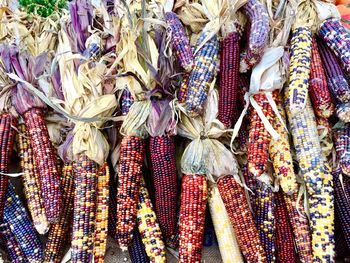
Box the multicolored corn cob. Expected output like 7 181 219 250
23 108 61 223
179 174 207 263
4 185 44 262
17 123 49 235
333 123 350 176
116 136 145 249
128 228 150 263
241 0 269 72
0 222 27 263
275 191 296 263
248 93 274 177
208 184 243 263
93 163 110 263
185 31 219 116
0 113 17 220
177 75 189 104
44 163 75 263
217 174 267 262
71 155 98 263
149 135 178 239
137 178 166 262
309 37 334 118
254 179 276 263
165 11 194 72
218 29 241 128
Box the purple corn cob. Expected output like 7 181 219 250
128 228 149 263
121 89 134 116
333 123 350 176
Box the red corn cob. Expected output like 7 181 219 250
217 174 267 262
0 113 17 220
149 135 178 239
116 136 145 249
23 108 61 223
179 174 207 263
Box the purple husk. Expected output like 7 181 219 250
147 99 176 137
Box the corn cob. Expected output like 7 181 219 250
44 163 75 263
254 179 276 263
275 191 296 263
269 92 297 194
71 155 98 263
116 135 146 249
121 89 134 116
240 0 269 72
137 178 166 262
185 31 219 116
179 174 207 263
0 222 27 263
17 123 49 235
23 108 61 223
218 29 241 128
318 18 350 75
4 184 44 262
93 163 110 263
0 113 17 220
309 37 334 118
208 184 243 263
108 173 118 240
128 228 150 263
286 26 312 114
177 75 189 104
217 174 267 262
149 135 178 239
248 93 274 177
333 123 350 176
284 193 313 263
165 11 194 72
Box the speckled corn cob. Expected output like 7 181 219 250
93 163 110 263
254 179 276 263
177 75 189 103
248 93 274 177
0 222 27 263
185 31 219 116
128 228 150 263
4 184 44 262
137 178 166 262
0 113 17 220
44 163 74 263
309 38 334 118
116 136 145 249
17 123 49 235
217 174 267 262
208 184 243 263
108 174 117 240
72 155 98 263
269 92 297 194
333 123 350 175
165 11 194 72
286 26 312 114
179 174 207 263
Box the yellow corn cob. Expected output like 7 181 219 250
17 123 49 235
269 93 298 194
208 184 243 263
137 178 166 262
93 163 110 263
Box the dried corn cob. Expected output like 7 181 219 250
0 113 17 220
4 184 44 262
269 92 297 194
17 123 49 235
275 191 296 263
128 228 150 263
137 178 166 262
71 155 98 263
185 31 219 116
44 163 75 263
218 29 241 128
177 75 189 104
208 184 243 263
165 11 194 72
149 135 178 239
248 93 274 177
254 179 276 263
309 37 334 118
179 174 207 263
217 174 267 262
108 173 117 240
284 193 313 263
333 123 350 176
116 136 145 249
93 163 110 263
241 0 269 72
0 222 27 263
